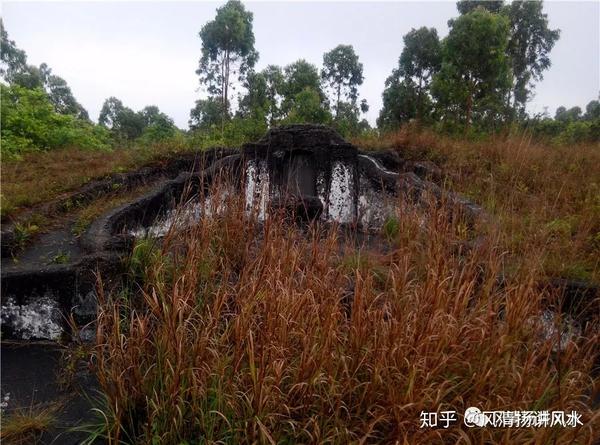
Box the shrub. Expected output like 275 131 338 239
1 84 110 159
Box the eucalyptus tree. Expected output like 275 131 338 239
196 0 258 122
0 19 27 82
238 65 285 126
584 100 600 121
432 9 512 130
398 27 441 122
189 98 226 130
505 1 560 114
321 44 364 117
98 97 145 141
456 0 504 15
456 0 560 117
378 27 440 129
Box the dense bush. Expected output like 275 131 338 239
525 116 600 145
188 114 267 148
1 84 110 159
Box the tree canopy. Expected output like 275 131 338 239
99 98 176 142
321 45 364 115
196 0 258 122
506 1 560 113
380 27 441 127
432 9 512 130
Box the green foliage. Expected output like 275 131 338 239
379 1 559 133
189 114 266 148
98 97 144 141
1 21 89 120
0 19 27 80
138 106 177 143
196 0 258 119
555 106 582 122
526 99 600 144
13 222 40 253
282 87 332 125
321 44 369 136
321 44 364 113
237 70 271 125
456 0 504 15
382 215 400 241
189 97 227 131
99 98 177 144
378 77 419 130
332 102 371 137
378 27 440 129
128 238 166 286
282 59 326 114
506 1 560 113
50 250 70 265
1 85 110 159
432 9 512 131
585 100 600 120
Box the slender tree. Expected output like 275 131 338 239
378 77 421 130
584 99 600 121
281 59 326 116
398 27 441 122
506 1 560 114
456 0 504 15
189 98 226 130
196 0 258 123
321 45 364 117
0 19 27 82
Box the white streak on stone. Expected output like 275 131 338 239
328 161 355 223
358 154 399 176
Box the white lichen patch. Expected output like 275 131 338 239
245 160 270 220
528 310 582 352
357 174 397 229
130 187 235 238
0 392 10 414
328 161 355 223
1 295 63 340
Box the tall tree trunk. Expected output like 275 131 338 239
336 84 341 119
465 86 473 134
416 75 423 128
221 50 231 138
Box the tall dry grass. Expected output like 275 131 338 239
354 128 600 284
90 182 598 444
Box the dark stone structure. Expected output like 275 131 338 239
243 124 359 221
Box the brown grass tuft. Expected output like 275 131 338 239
90 181 599 444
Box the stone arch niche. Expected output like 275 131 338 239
242 124 360 223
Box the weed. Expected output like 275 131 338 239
50 250 70 265
89 183 599 444
0 404 58 445
382 215 400 241
12 222 39 251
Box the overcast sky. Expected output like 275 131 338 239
2 1 598 128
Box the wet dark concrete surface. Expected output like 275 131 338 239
1 342 100 444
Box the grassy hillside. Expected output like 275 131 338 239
355 128 600 284
2 128 598 443
4 128 597 283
